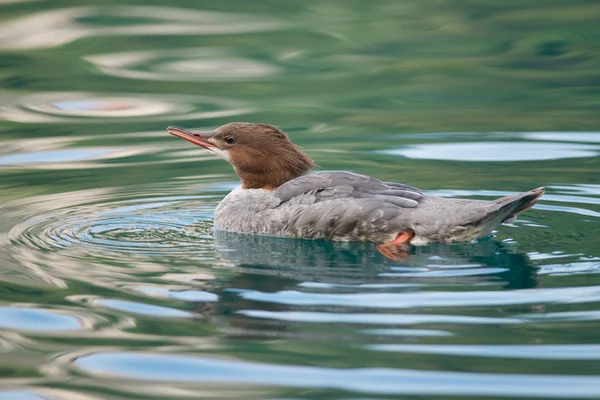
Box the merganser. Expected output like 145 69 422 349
167 122 544 258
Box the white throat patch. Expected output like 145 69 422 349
206 138 231 163
209 147 231 163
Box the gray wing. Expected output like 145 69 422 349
270 172 423 241
273 171 422 207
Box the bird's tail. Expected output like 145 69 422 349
489 186 545 224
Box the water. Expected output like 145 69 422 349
1 0 599 399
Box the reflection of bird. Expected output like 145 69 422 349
168 122 544 259
206 232 538 338
213 231 538 291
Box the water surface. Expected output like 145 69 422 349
1 1 599 399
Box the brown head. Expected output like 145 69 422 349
167 122 315 190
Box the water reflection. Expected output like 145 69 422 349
94 298 193 319
87 48 280 82
367 343 600 360
0 6 285 49
0 92 251 123
380 141 600 161
208 232 538 339
213 231 537 290
0 306 88 332
524 132 600 143
0 389 103 400
72 350 600 398
0 147 143 168
0 1 599 397
1 182 219 289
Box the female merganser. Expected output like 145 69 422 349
167 122 544 258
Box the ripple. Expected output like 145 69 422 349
361 329 453 337
550 184 600 196
518 310 600 322
8 189 215 256
0 389 103 400
366 344 600 360
4 184 219 287
73 351 600 398
94 299 192 319
297 282 424 289
238 310 521 325
0 147 148 169
87 48 280 82
523 132 600 143
426 188 600 218
428 189 600 205
379 141 600 161
0 6 285 50
538 261 600 276
0 148 117 165
0 391 44 400
0 92 251 123
137 286 218 302
237 285 600 308
0 306 86 332
379 267 509 277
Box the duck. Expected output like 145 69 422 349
167 122 544 259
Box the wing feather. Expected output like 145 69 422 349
274 171 422 207
267 172 422 241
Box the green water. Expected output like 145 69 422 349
1 1 600 399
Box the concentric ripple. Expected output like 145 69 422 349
8 189 215 256
87 48 280 82
3 182 224 287
1 0 599 398
0 92 252 123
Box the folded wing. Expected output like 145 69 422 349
270 172 423 241
274 171 422 207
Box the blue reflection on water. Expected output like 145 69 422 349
74 351 600 397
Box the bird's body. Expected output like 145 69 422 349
213 171 543 245
167 122 544 253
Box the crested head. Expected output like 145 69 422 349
167 122 315 190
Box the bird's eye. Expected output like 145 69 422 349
224 136 234 144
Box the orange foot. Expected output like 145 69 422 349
377 231 414 261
